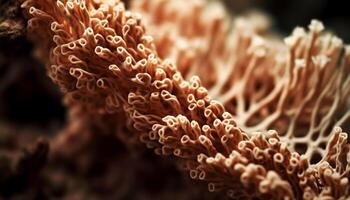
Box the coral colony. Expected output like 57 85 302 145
19 0 350 199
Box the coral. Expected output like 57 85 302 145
21 0 350 199
132 0 350 163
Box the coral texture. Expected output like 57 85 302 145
22 0 350 199
132 0 350 163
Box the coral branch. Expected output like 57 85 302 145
132 0 350 164
22 0 350 199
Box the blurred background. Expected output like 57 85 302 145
224 0 350 42
0 0 349 199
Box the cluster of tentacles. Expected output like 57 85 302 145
22 0 350 199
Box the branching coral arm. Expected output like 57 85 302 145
22 0 350 199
